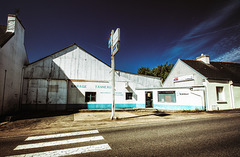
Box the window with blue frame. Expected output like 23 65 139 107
158 91 176 103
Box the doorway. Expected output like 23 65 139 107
145 91 153 108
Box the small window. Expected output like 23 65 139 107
85 92 96 102
216 87 225 101
158 91 176 103
126 92 133 100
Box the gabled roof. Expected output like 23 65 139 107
28 43 161 81
28 43 111 68
181 59 240 83
0 25 14 48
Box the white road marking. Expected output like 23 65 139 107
14 136 104 150
25 130 99 141
9 143 111 157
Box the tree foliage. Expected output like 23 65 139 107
137 62 174 82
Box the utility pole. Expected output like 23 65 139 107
108 28 120 120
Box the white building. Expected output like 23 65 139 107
2 14 239 113
163 54 240 111
135 86 205 111
134 54 240 111
21 44 162 111
0 14 28 116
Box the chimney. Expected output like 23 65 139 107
196 54 210 64
6 14 16 33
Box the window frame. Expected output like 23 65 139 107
85 92 96 102
126 92 133 100
216 86 225 102
158 91 176 103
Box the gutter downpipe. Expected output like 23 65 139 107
203 79 209 111
229 81 235 109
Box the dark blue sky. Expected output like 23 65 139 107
1 0 240 73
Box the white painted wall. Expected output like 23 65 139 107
22 44 161 110
233 86 240 108
204 80 232 111
163 59 205 87
0 15 28 116
136 87 205 110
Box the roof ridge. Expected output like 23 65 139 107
27 43 111 68
181 58 240 65
28 43 77 65
181 58 240 82
210 60 240 64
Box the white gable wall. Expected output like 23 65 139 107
0 15 28 116
163 59 205 87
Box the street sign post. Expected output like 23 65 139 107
112 28 120 48
112 42 119 56
108 28 120 120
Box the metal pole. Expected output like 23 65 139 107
111 55 116 120
110 30 116 120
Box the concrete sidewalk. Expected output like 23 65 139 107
0 109 239 138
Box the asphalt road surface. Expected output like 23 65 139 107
1 114 240 157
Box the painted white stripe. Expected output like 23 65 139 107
9 143 111 157
15 136 104 150
25 130 99 141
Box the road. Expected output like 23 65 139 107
0 114 240 157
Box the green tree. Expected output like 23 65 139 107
137 67 152 76
137 62 174 82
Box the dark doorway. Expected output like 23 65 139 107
145 91 153 108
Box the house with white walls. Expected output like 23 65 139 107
0 14 28 116
163 54 240 111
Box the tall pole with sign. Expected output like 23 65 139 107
108 28 120 120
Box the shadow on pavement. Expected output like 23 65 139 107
2 110 79 122
119 110 171 120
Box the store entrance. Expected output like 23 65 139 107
145 91 153 108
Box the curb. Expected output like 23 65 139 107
78 108 160 112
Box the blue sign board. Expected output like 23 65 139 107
112 42 119 56
108 36 111 48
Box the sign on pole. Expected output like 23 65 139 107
112 42 119 56
108 28 120 120
112 28 120 47
108 33 112 48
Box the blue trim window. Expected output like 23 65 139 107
158 91 176 103
85 92 96 102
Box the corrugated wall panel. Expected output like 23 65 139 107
48 80 67 104
37 80 48 104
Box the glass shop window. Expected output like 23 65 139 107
216 87 225 101
85 92 96 102
126 92 133 100
158 91 176 103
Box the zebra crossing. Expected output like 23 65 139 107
7 130 111 156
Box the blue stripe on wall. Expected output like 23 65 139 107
88 104 136 109
153 104 204 111
136 104 145 108
87 103 204 110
